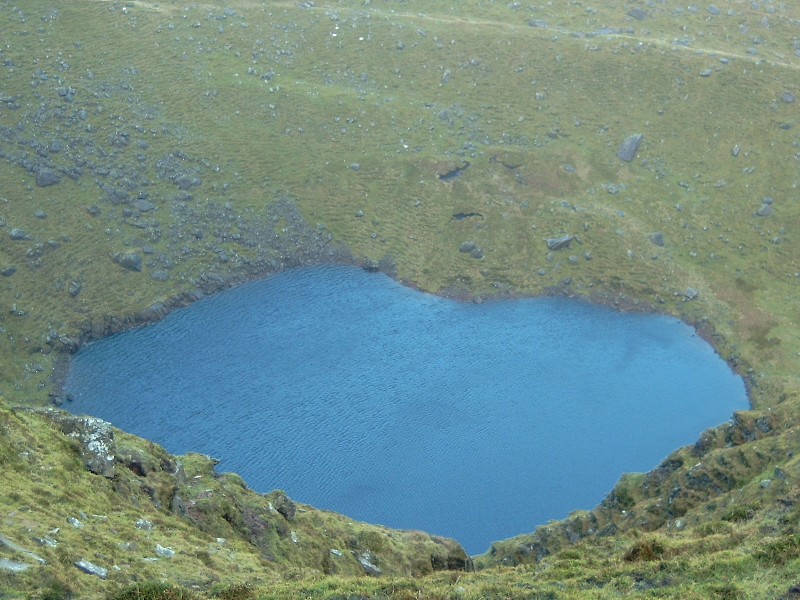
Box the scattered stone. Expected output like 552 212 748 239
396 41 405 50
8 229 26 240
0 559 31 572
117 252 143 272
732 144 740 157
537 269 546 275
349 163 361 171
529 19 547 27
546 235 574 251
781 92 795 103
330 549 343 557
470 247 484 259
584 252 592 261
68 281 81 297
135 519 153 531
36 169 61 187
155 544 175 557
699 69 713 77
0 534 47 564
357 551 382 576
290 531 299 544
617 133 643 162
151 270 169 281
706 4 720 14
1 266 16 276
459 241 477 253
34 211 47 219
67 517 84 528
629 7 647 20
685 287 699 300
649 232 665 246
355 210 364 218
86 204 101 216
568 255 578 265
74 559 107 579
133 199 155 212
755 204 773 217
170 495 187 517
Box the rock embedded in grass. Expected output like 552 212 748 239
116 252 143 272
649 232 665 246
35 168 61 187
617 133 643 162
74 559 107 579
546 235 574 251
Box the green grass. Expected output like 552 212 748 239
1 0 800 597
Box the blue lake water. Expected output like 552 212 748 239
65 264 747 554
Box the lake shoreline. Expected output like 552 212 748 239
50 242 756 410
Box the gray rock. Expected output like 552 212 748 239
151 270 169 281
118 252 143 272
1 266 16 276
357 551 382 576
8 228 26 240
349 163 361 171
568 255 578 264
68 281 81 297
133 199 155 212
649 232 665 246
707 4 720 14
34 210 47 219
781 92 795 103
546 235 574 251
74 559 107 579
41 413 117 478
761 196 773 204
273 491 297 520
86 204 101 216
0 534 47 564
155 544 175 557
470 247 484 259
135 519 153 531
628 7 647 20
396 41 405 50
67 517 84 528
171 495 187 517
685 287 699 300
459 241 477 253
0 558 31 572
755 204 773 217
731 144 740 157
699 68 713 77
537 269 546 275
529 19 547 27
617 133 643 162
36 169 61 187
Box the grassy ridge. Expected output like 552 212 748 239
1 0 800 597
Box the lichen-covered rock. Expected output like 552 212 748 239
36 410 116 478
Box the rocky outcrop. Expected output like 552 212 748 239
478 406 787 567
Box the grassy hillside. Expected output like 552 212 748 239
1 0 800 597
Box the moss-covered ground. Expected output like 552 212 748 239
1 0 800 597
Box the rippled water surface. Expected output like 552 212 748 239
66 265 747 554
